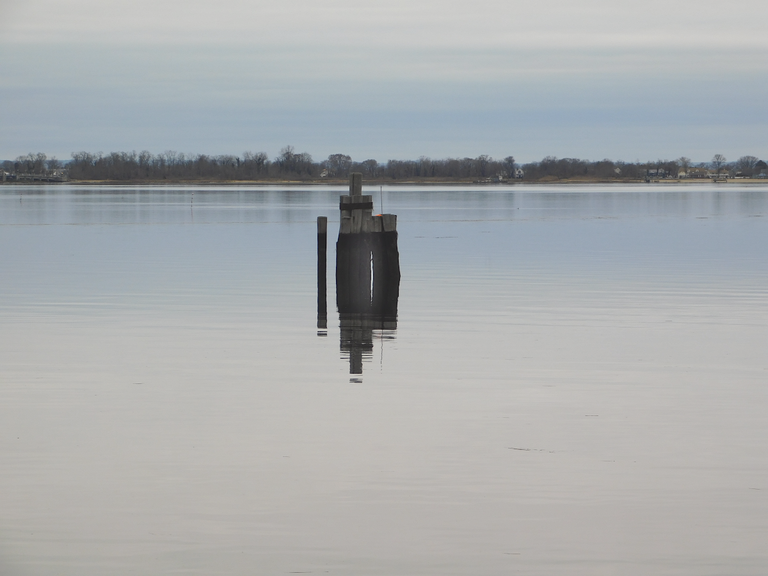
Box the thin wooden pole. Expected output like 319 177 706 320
317 216 327 331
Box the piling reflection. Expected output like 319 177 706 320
317 216 328 335
339 314 398 376
336 228 400 376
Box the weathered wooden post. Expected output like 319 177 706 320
335 173 401 375
336 173 375 314
370 213 400 322
317 216 327 332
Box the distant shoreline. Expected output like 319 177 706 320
8 151 766 185
4 178 768 186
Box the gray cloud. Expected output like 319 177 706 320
2 1 767 161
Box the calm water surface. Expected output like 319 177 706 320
1 184 768 575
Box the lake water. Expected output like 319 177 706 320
1 184 767 575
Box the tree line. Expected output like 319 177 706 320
4 149 767 181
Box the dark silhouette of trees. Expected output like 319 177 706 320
518 157 691 181
323 154 352 177
356 159 380 178
242 152 269 178
736 155 759 176
66 148 307 181
521 157 591 180
274 146 315 177
502 156 516 176
14 153 48 174
5 148 764 183
378 155 513 180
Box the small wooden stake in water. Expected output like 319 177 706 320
317 216 328 332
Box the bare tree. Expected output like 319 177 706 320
242 151 269 177
736 155 759 176
476 154 491 177
15 153 47 173
276 146 295 172
358 159 379 177
325 154 352 177
712 154 727 175
502 156 516 177
294 152 315 176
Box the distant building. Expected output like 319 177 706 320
646 168 670 179
686 167 709 178
515 168 524 179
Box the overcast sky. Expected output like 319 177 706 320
2 0 767 163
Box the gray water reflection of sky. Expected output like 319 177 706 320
1 184 768 575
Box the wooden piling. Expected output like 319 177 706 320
336 173 400 319
333 173 400 374
371 214 400 319
349 172 362 196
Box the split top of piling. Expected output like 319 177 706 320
349 173 362 196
